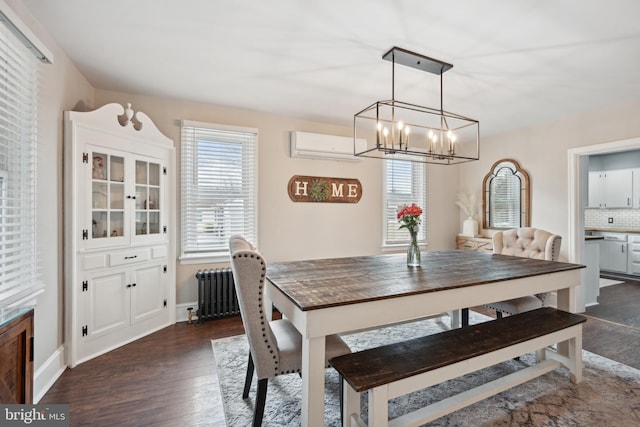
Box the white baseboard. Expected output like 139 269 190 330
176 301 199 323
34 345 66 403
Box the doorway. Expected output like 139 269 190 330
568 137 640 265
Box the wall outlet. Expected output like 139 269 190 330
608 217 614 223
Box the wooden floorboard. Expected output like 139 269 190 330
585 281 640 328
40 281 639 426
40 317 243 427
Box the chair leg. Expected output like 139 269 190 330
461 308 469 327
253 378 268 427
243 352 254 399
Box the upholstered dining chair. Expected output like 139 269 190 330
485 227 562 318
228 235 351 426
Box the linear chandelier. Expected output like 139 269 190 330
353 47 479 164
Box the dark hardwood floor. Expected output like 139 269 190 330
582 277 640 369
41 318 244 426
40 281 640 426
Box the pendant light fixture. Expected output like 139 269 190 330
353 47 479 164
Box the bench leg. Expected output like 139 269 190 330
543 326 584 384
568 334 583 383
368 386 389 427
342 378 360 427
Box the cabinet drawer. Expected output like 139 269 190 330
629 251 640 263
109 248 150 267
151 245 167 259
83 253 107 270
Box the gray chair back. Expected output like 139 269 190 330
229 235 280 379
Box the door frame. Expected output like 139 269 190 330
568 136 640 265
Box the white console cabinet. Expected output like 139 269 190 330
64 103 176 367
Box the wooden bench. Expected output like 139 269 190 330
330 307 586 427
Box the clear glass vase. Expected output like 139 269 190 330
407 228 421 267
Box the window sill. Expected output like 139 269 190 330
179 253 230 265
382 242 428 253
1 284 45 308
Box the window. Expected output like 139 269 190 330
482 159 530 229
0 17 42 305
383 160 427 246
180 121 257 261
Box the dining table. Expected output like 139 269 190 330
265 250 585 426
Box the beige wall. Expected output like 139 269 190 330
94 90 461 305
459 99 640 261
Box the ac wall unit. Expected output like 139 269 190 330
290 131 366 162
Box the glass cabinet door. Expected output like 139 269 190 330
91 152 125 240
135 160 161 236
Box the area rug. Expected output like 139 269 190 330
212 313 640 426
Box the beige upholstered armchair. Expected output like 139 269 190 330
228 235 351 426
484 228 562 318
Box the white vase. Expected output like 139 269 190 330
462 217 478 236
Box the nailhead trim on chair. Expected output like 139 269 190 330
233 247 308 378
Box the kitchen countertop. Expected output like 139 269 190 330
585 235 604 241
585 227 640 234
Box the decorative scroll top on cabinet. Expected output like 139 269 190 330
69 103 173 147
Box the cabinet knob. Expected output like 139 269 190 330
126 195 136 199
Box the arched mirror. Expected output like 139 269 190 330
482 158 530 229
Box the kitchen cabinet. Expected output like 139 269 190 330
583 239 600 308
598 233 628 273
64 103 176 367
627 233 640 275
588 169 633 208
588 171 606 208
633 170 640 208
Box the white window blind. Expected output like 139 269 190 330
490 168 521 228
180 121 257 260
0 18 41 305
383 160 427 245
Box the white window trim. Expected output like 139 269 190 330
382 159 427 250
179 120 258 263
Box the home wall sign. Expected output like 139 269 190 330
288 175 362 203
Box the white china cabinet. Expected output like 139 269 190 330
64 103 175 367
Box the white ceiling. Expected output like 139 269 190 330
22 0 640 138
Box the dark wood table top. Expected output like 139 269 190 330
266 250 584 311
